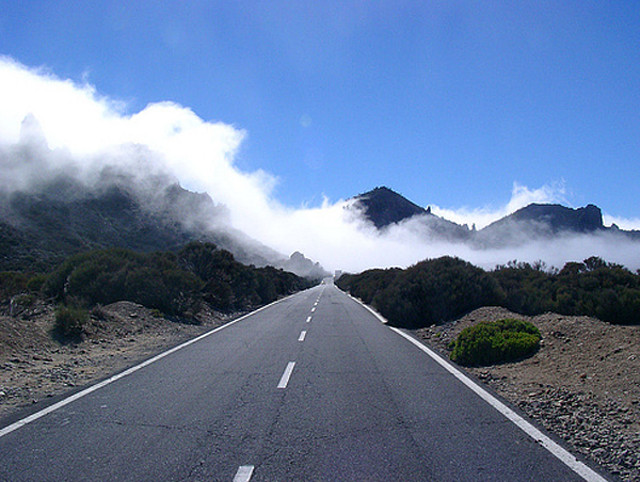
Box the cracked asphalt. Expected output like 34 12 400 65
0 282 599 481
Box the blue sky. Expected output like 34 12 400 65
1 1 639 220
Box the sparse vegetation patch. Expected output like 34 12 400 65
449 319 541 366
54 305 89 338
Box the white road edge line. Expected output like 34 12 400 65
0 293 297 439
340 288 609 482
389 327 609 482
233 465 254 482
344 292 387 324
298 330 307 342
277 361 296 389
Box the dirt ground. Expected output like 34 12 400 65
415 306 640 481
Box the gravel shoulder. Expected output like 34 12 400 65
414 306 640 481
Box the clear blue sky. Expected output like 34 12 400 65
1 1 639 217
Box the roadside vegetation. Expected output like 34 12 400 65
448 319 541 366
336 256 640 327
54 305 89 338
1 242 312 338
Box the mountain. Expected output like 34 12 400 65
0 173 283 272
280 251 330 281
0 114 330 277
348 186 639 247
350 186 428 228
349 186 471 241
0 171 335 280
486 203 604 233
474 203 607 248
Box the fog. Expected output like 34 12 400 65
1 57 639 273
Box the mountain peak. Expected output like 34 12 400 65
352 186 429 228
506 203 604 233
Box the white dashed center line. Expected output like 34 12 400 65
311 307 316 312
233 465 254 482
298 330 307 342
277 362 296 389
306 316 312 323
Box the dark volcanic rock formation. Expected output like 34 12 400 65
348 186 471 241
351 186 428 228
487 203 604 234
348 186 638 248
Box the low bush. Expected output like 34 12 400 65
0 271 28 299
178 242 310 310
340 255 640 326
9 293 36 316
335 268 401 305
449 319 541 366
55 305 89 338
39 243 311 317
492 257 640 324
44 248 202 315
372 257 503 328
26 273 48 293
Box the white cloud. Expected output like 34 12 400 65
1 56 638 273
602 214 640 231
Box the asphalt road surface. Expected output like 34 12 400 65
0 281 610 481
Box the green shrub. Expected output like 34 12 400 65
449 319 541 366
340 255 640 327
55 305 89 338
9 293 36 316
44 248 202 315
336 268 401 305
493 257 640 324
40 243 310 317
0 271 28 299
26 273 48 293
372 257 504 328
178 242 310 311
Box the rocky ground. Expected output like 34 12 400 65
415 306 640 482
0 299 239 419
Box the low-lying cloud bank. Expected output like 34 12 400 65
1 56 639 273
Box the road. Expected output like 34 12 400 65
0 281 609 481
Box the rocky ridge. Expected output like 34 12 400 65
349 186 640 247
